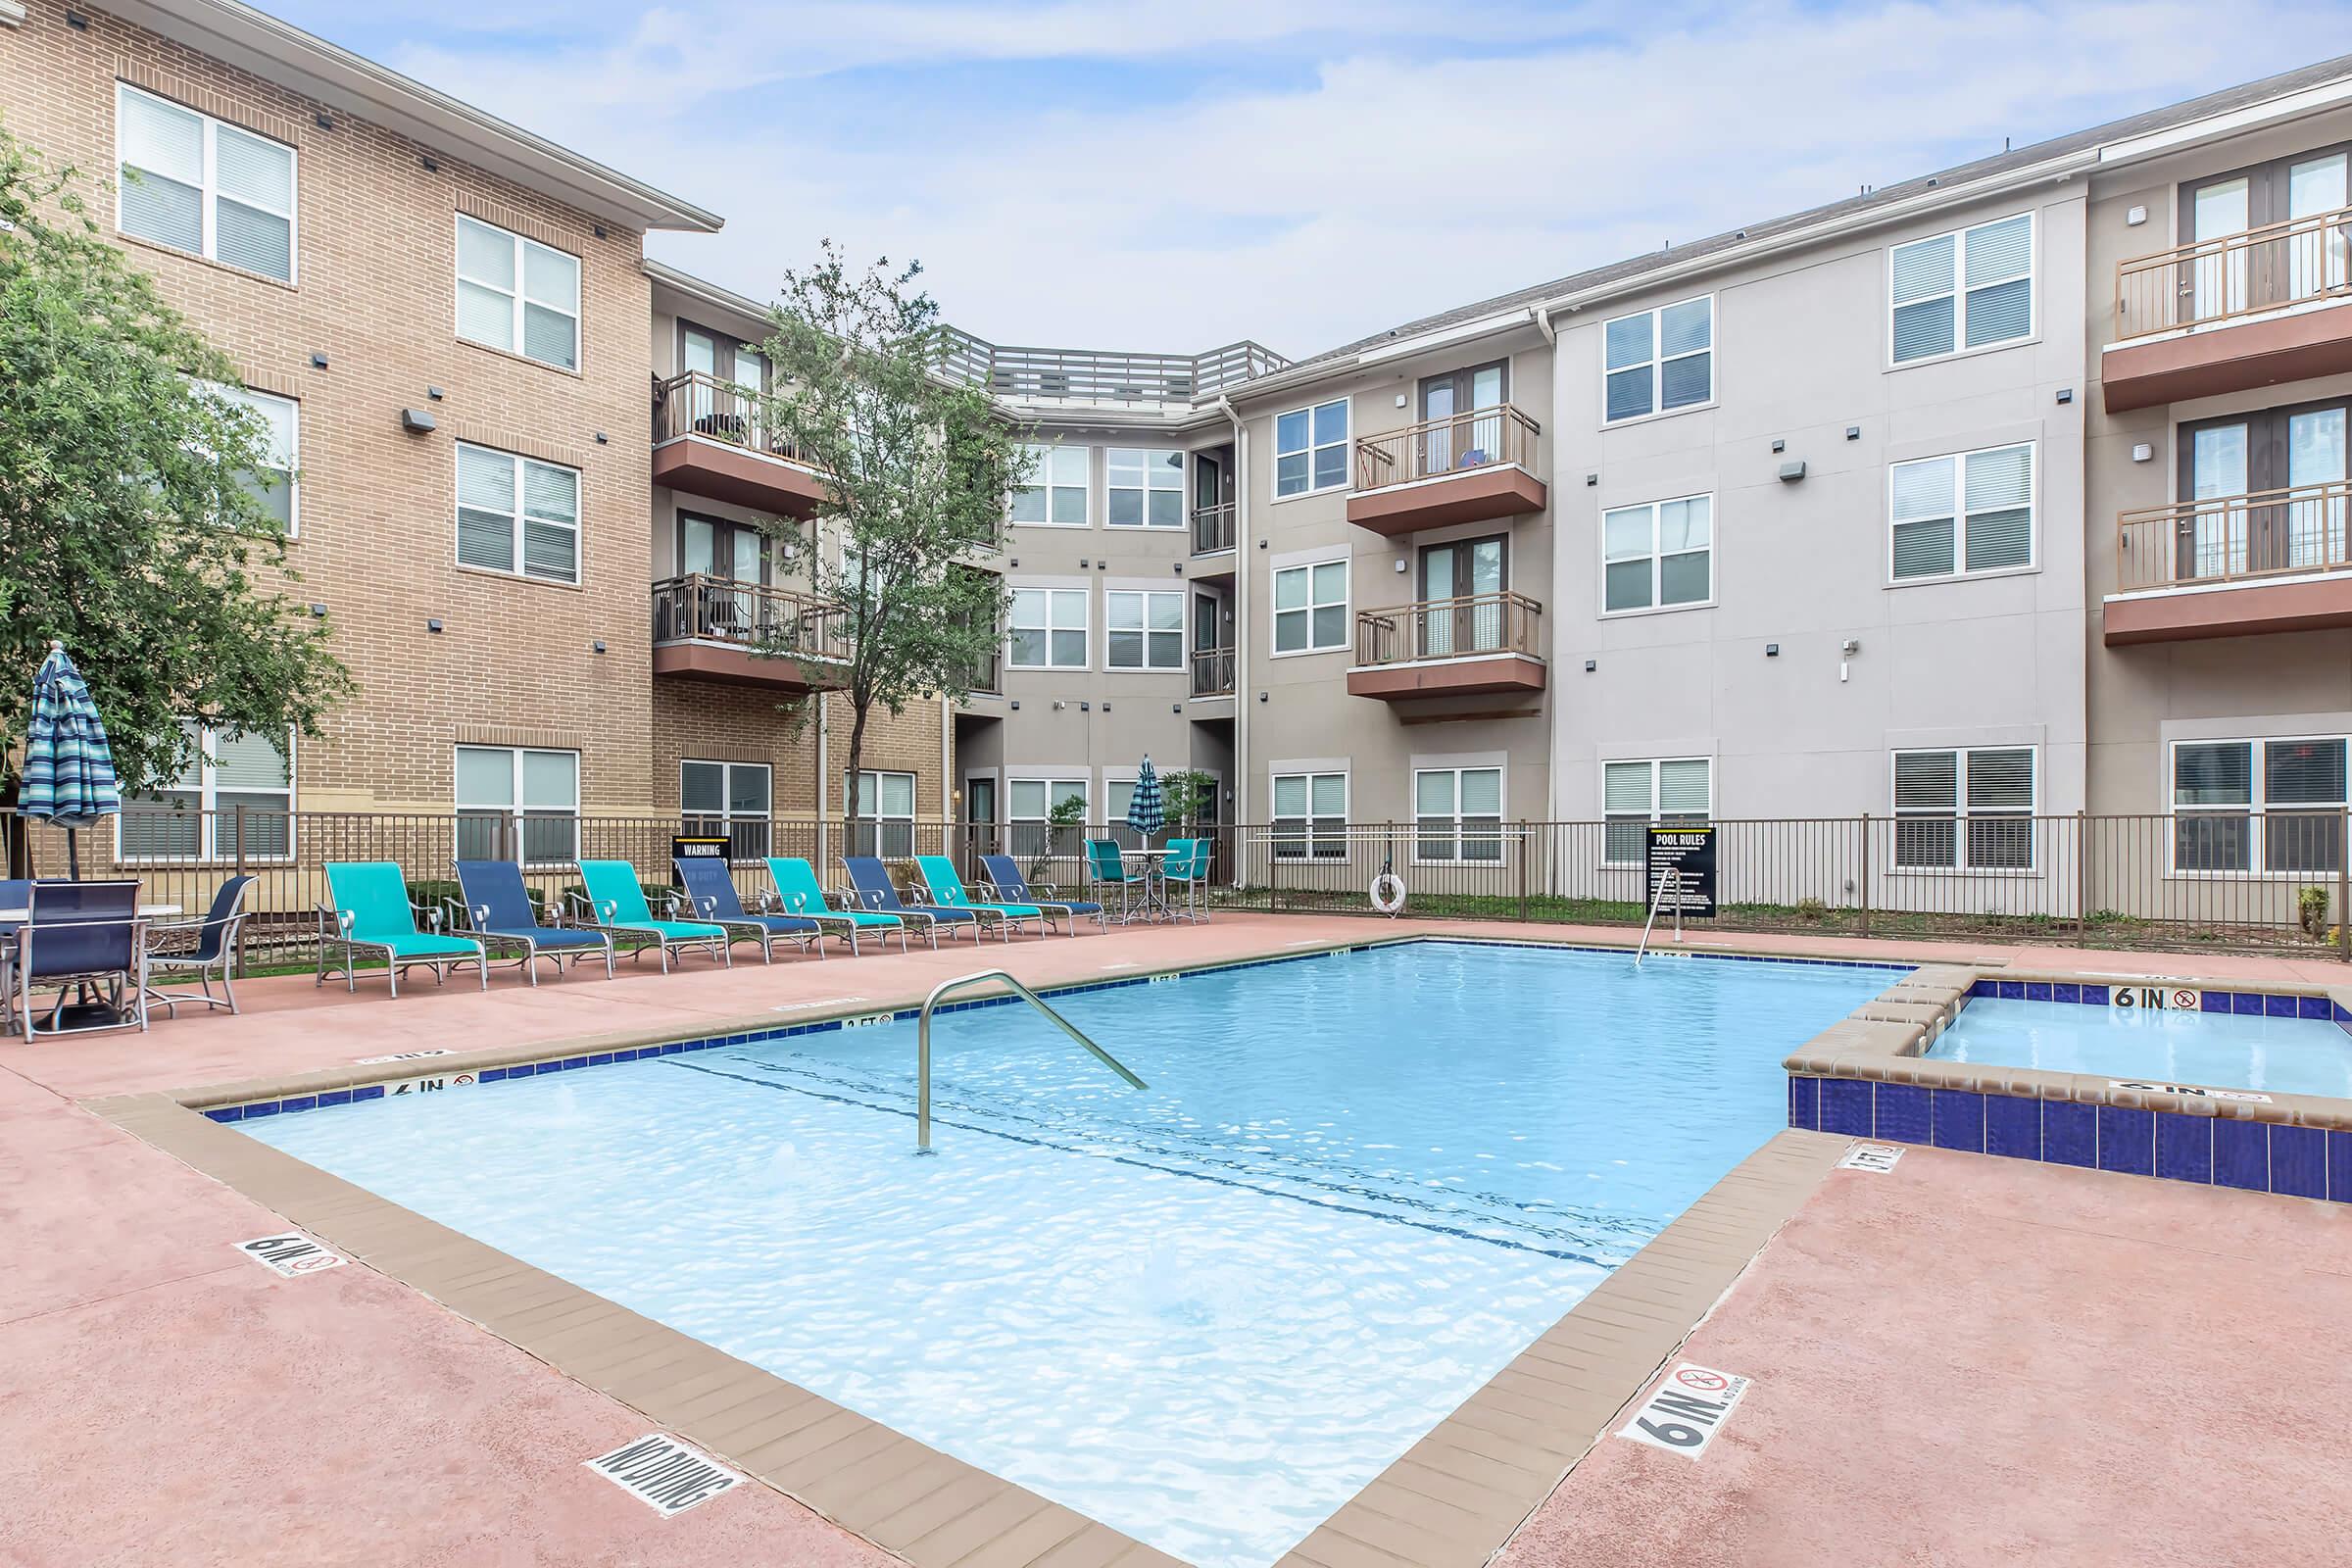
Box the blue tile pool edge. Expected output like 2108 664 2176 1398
204 934 1908 1124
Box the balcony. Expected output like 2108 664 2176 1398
960 650 1001 697
1347 405 1546 536
2105 207 2352 411
2105 480 2352 644
651 370 829 516
1346 592 1546 703
650 574 853 689
1193 503 1237 556
1191 646 1235 699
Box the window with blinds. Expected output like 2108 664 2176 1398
457 745 579 863
1272 771 1348 860
457 443 579 584
683 760 772 861
116 84 296 282
1008 777 1086 859
1893 747 2034 869
456 215 580 370
1602 296 1713 422
1889 443 2033 581
1602 494 1713 612
1890 213 2033 364
1602 758 1710 864
203 385 298 534
117 720 294 861
2172 737 2349 874
1414 767 1503 863
846 770 916 858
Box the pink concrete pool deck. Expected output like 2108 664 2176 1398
3 913 2349 1567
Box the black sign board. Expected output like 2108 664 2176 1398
1646 825 1717 918
671 834 729 864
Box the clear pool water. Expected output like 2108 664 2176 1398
241 941 1891 1567
1928 998 2352 1099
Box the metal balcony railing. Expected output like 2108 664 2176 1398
2115 478 2352 592
1353 404 1543 492
1353 591 1544 666
650 574 853 661
1191 646 1236 697
1193 503 1237 555
2115 204 2352 339
652 369 817 465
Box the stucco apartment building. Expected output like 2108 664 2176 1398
9 1 2352 915
0 0 947 877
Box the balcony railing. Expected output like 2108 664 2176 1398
652 369 816 465
651 574 853 661
2116 479 2352 592
2115 204 2352 340
962 649 1001 695
1193 503 1237 555
1354 404 1543 492
1354 591 1543 665
1191 646 1235 697
937 331 1288 406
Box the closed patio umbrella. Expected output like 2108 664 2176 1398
1125 755 1165 843
19 642 122 879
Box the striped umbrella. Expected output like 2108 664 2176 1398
20 642 122 878
1125 755 1165 842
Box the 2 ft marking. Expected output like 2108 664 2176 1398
584 1433 741 1518
841 1013 892 1030
1618 1362 1751 1460
234 1233 348 1279
354 1048 454 1064
2110 1079 2272 1103
1838 1143 1904 1173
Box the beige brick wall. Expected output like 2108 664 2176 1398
650 686 946 819
1 2 659 812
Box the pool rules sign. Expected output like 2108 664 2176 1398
1646 825 1717 919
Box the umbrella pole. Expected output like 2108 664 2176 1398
67 825 80 881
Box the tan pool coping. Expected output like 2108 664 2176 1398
81 921 2331 1567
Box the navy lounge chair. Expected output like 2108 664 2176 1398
979 855 1105 933
141 873 257 1015
453 859 613 984
842 857 985 943
674 856 825 962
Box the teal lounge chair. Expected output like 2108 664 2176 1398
1161 838 1210 922
765 858 914 954
1085 838 1148 924
573 859 731 972
913 855 1048 939
317 860 490 996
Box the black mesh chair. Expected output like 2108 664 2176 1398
17 879 145 1037
142 874 256 1017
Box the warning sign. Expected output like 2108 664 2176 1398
1618 1362 1751 1460
1646 825 1717 919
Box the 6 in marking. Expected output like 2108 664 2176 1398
1618 1362 1752 1459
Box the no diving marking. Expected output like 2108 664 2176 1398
585 1433 741 1517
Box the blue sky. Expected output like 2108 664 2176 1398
269 1 2345 357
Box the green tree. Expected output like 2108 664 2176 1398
0 122 350 834
1158 768 1218 829
756 243 1015 846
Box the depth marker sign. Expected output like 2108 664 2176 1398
1618 1362 1752 1460
234 1233 348 1279
585 1433 742 1517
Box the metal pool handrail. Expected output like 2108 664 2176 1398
1635 867 1684 968
914 969 1147 1152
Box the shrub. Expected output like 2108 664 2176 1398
2298 885 2332 938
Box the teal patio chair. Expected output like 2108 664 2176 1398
573 859 731 972
1085 837 1147 924
765 858 914 954
1161 838 1211 922
317 860 490 996
913 855 1049 939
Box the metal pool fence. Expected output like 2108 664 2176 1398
11 808 2352 969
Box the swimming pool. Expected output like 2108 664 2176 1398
1929 997 2352 1099
238 941 1893 1567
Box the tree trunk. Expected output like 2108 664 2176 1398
844 697 870 864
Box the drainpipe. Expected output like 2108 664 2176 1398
815 695 829 872
1531 304 1555 347
1217 395 1248 885
1530 304 1560 823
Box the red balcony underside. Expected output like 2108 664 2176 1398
651 641 848 690
652 437 828 518
2103 574 2352 644
2103 303 2352 413
1347 654 1547 700
1345 467 1547 537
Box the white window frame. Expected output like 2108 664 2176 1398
1599 492 1714 615
1886 441 2036 585
201 383 299 537
455 213 580 371
2167 735 2352 877
1006 586 1090 670
1104 589 1185 670
1599 293 1715 426
1270 770 1348 861
455 745 579 867
1412 766 1506 866
681 760 772 862
1008 776 1088 858
1105 447 1185 528
1601 758 1712 866
455 442 581 585
1889 746 2038 872
114 82 298 283
1886 210 2035 368
1010 442 1092 528
1271 560 1350 657
115 721 296 863
1274 398 1349 499
845 769 917 858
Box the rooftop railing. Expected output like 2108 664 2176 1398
938 329 1288 406
1353 404 1543 492
650 574 854 661
1353 591 1543 666
2115 478 2352 592
2114 204 2352 340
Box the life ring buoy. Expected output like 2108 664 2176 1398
1369 871 1407 916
